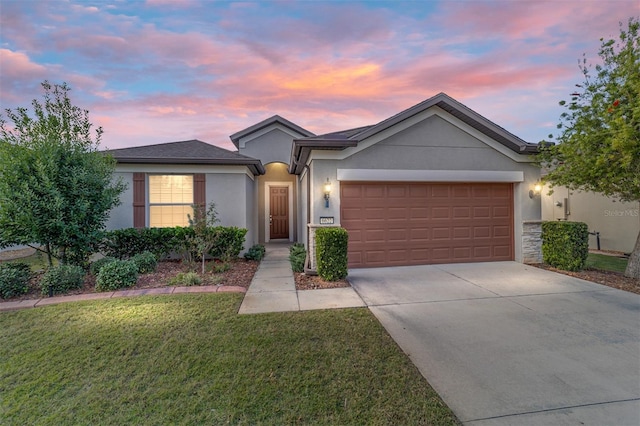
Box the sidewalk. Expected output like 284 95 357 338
238 242 365 314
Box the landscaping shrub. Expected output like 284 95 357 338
315 228 348 281
99 227 185 260
99 226 247 262
169 272 202 286
131 251 157 274
289 243 307 273
209 227 247 260
90 256 116 276
244 244 266 261
0 263 31 299
542 221 589 271
40 264 85 296
95 260 138 292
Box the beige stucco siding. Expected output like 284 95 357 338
542 186 640 252
105 172 134 230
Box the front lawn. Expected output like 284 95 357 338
0 294 458 425
586 252 628 274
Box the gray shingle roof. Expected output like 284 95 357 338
107 139 265 175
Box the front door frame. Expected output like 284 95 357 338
264 181 293 242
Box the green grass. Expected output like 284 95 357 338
586 253 628 273
0 294 458 425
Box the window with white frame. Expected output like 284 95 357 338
148 175 193 227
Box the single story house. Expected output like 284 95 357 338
106 93 542 269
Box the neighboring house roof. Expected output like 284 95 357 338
107 139 265 175
230 114 315 148
289 92 539 174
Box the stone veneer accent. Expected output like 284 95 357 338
522 220 543 264
307 224 340 271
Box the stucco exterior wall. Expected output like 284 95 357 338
239 128 296 165
245 174 256 248
542 186 640 252
105 172 134 230
206 173 248 228
306 114 541 263
106 165 255 246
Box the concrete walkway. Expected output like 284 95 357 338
238 242 365 314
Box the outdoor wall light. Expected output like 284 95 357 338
529 182 542 199
323 178 332 208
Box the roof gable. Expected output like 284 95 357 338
108 139 265 175
289 93 538 174
230 115 315 148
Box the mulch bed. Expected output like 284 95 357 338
4 259 259 302
534 264 640 295
294 272 350 290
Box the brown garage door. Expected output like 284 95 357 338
341 182 513 268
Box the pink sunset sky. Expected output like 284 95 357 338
1 0 638 151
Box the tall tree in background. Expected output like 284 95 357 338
538 18 640 278
0 81 126 266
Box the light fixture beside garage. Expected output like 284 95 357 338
323 178 332 208
529 182 542 199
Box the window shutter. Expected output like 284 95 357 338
194 173 206 208
133 173 146 228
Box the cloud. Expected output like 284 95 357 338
1 0 638 150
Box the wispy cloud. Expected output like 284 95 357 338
1 0 638 148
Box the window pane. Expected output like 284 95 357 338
149 175 193 204
149 205 193 228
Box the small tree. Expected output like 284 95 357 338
187 202 220 274
0 81 126 266
538 18 640 278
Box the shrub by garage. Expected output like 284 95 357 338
315 227 348 281
541 221 589 271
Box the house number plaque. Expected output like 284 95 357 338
319 217 334 225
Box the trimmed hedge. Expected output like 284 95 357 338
96 260 138 291
0 263 31 299
315 227 348 281
99 226 247 261
289 243 306 273
40 264 85 296
541 221 589 271
98 227 184 260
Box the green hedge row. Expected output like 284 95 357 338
315 227 348 281
98 226 247 261
541 221 589 271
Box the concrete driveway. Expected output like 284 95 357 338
348 261 640 426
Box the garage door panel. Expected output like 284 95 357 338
341 182 513 268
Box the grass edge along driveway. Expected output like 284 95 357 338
0 293 459 425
